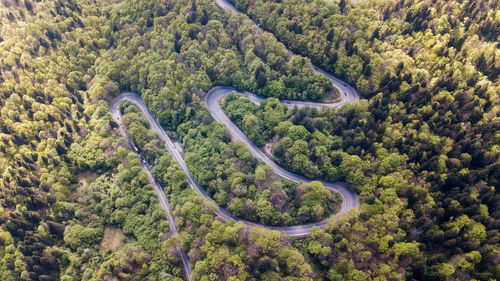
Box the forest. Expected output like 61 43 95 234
0 0 498 280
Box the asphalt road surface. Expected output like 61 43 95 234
206 86 359 221
110 97 192 281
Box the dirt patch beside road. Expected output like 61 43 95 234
264 136 279 158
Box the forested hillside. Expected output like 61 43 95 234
0 0 498 280
224 0 500 279
0 0 340 279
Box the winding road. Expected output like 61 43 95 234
111 90 359 233
205 86 359 220
109 0 361 279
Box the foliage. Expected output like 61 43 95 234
223 0 500 279
1 0 498 280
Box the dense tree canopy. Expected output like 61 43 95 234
222 0 499 279
0 0 498 280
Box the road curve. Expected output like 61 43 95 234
206 86 359 215
214 0 361 106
